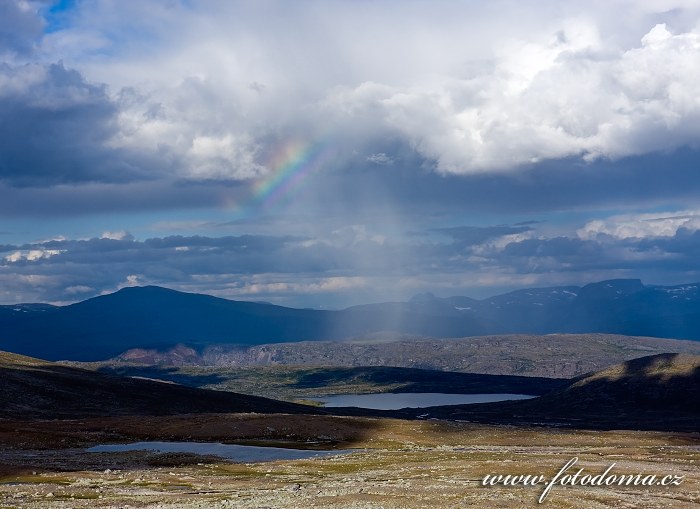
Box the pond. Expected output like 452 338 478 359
310 392 536 410
87 441 351 462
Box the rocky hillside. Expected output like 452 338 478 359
121 334 700 379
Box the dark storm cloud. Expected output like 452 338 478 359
0 62 152 186
487 228 700 276
0 233 360 279
635 228 700 259
1 142 699 220
0 179 249 216
301 148 700 221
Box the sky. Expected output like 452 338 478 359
1 0 700 308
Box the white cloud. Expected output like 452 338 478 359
11 2 696 180
100 230 131 240
4 249 62 263
332 21 700 173
578 210 700 239
472 231 536 254
111 82 267 180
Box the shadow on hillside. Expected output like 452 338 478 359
96 365 227 387
0 363 323 420
289 366 568 396
382 353 700 432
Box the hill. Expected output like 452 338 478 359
1 279 700 360
0 350 322 419
405 353 700 431
1 350 696 433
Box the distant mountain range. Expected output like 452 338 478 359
1 279 700 361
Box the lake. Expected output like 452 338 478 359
310 392 536 410
87 441 351 462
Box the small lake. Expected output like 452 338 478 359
311 392 536 410
87 441 350 462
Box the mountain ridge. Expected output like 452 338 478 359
1 279 700 361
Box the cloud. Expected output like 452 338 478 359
4 248 62 263
2 1 700 306
366 153 394 165
0 0 46 57
433 225 534 247
0 61 149 186
100 230 133 241
228 276 368 296
64 284 94 295
578 211 700 239
0 231 391 305
1 212 699 306
330 22 700 173
1 0 690 191
112 80 267 181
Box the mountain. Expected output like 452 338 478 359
0 350 322 419
0 286 334 360
396 353 700 432
1 279 700 361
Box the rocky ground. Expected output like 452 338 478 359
1 415 698 509
111 334 700 379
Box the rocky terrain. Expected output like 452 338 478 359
116 333 700 378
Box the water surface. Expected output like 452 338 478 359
311 392 535 410
87 441 350 462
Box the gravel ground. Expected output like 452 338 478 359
1 417 698 509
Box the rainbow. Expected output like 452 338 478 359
226 138 336 222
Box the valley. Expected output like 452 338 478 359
1 289 699 508
1 346 698 508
